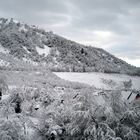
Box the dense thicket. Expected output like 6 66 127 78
0 74 139 140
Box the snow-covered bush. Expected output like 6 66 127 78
0 76 8 94
0 118 26 140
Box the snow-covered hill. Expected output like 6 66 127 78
0 18 140 75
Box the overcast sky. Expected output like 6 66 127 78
0 0 140 67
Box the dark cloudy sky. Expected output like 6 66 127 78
0 0 140 67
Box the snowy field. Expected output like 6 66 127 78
54 72 140 90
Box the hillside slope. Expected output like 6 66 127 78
0 18 140 75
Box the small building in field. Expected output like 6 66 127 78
126 90 140 102
135 93 140 100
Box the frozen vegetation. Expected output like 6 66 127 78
0 18 139 140
0 70 139 140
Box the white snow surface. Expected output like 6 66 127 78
23 46 31 53
22 58 38 66
19 25 28 32
54 72 140 90
54 72 140 101
13 19 19 23
0 45 9 54
2 94 10 100
121 91 136 102
0 59 9 66
36 45 50 57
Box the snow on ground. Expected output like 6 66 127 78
36 32 46 38
22 57 38 66
2 94 10 100
12 19 19 24
54 72 140 101
19 25 28 32
0 45 9 54
36 45 50 57
35 71 42 75
95 95 106 106
23 46 31 53
8 85 17 89
54 72 140 90
121 91 136 102
0 59 9 66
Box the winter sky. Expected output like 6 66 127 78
0 0 140 67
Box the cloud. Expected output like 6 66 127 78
0 0 140 66
107 41 140 59
120 57 140 67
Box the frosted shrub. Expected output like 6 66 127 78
0 118 25 140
